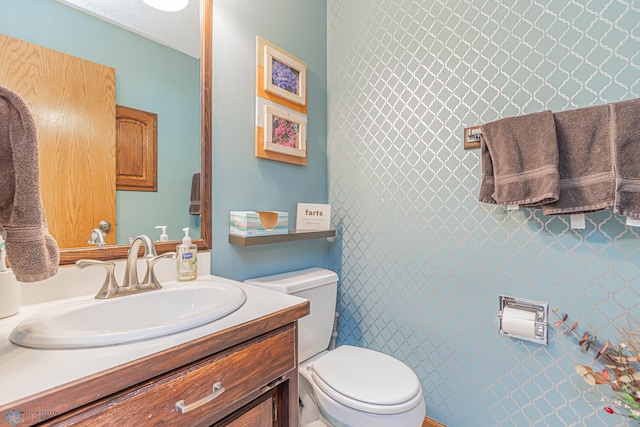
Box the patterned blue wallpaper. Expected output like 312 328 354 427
327 1 640 425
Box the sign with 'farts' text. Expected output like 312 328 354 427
296 203 331 231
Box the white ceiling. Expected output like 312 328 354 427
56 0 200 59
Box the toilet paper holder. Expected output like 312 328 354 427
498 295 549 345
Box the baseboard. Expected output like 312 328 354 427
423 416 447 427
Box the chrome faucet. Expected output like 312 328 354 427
88 228 106 247
123 234 157 288
77 234 176 299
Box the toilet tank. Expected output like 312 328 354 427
244 268 338 362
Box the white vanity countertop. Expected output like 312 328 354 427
0 275 306 407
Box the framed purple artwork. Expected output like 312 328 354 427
264 45 307 106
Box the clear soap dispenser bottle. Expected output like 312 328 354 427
176 227 197 281
155 225 169 242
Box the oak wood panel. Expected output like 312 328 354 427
116 105 157 191
423 416 448 427
0 34 117 248
48 327 295 426
0 301 309 426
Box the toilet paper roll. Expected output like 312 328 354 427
502 305 536 338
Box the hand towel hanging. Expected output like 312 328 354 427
542 104 615 215
478 110 559 207
0 86 59 282
188 172 201 215
611 97 640 218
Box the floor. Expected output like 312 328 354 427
423 416 447 427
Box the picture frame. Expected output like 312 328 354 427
264 44 307 106
263 104 307 158
255 36 308 165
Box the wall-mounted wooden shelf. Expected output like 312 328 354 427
229 229 336 247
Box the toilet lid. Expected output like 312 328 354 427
310 345 422 414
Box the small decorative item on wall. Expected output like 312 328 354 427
255 36 308 166
264 104 306 157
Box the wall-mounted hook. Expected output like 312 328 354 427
463 126 482 149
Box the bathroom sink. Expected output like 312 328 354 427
9 282 247 349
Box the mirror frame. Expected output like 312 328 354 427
58 0 212 265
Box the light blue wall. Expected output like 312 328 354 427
0 0 200 244
211 0 329 280
328 1 640 426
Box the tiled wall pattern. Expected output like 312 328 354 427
327 1 640 425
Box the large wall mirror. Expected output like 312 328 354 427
0 0 212 265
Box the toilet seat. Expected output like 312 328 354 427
309 345 423 415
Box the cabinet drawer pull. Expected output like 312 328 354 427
175 382 225 414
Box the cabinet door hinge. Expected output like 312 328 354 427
272 398 277 422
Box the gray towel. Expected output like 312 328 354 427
542 104 615 215
189 172 200 215
612 97 640 218
0 86 59 282
478 110 559 207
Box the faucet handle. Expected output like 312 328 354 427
76 259 119 299
144 252 177 289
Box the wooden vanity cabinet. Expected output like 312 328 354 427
219 395 274 426
38 325 297 427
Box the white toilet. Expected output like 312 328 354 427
245 268 426 427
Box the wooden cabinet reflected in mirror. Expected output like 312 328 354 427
116 105 158 193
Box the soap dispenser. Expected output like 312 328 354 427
176 227 197 281
155 226 169 242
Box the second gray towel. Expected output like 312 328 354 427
612 97 640 218
542 104 614 215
